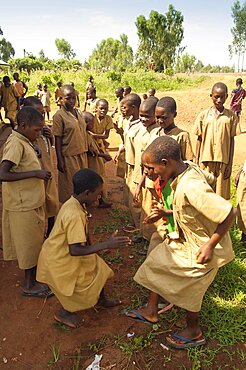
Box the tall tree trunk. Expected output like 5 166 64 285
238 52 241 73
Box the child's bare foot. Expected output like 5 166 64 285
124 306 158 324
22 282 53 298
96 296 122 308
54 309 82 328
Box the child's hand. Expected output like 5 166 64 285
35 170 52 180
113 153 119 163
196 243 214 264
143 207 166 224
42 126 52 139
134 186 141 205
102 153 112 162
223 164 232 179
107 231 131 249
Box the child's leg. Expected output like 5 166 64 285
96 288 121 307
46 216 55 237
47 111 50 121
125 291 159 323
23 266 52 296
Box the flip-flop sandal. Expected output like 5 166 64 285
158 302 174 314
123 309 159 325
21 287 54 298
166 331 206 350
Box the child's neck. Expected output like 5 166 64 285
162 122 176 133
131 112 139 121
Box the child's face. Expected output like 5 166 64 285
43 85 47 91
142 152 175 182
115 90 123 98
97 101 108 119
63 91 76 110
139 105 155 127
124 88 131 96
88 91 96 99
210 87 227 111
155 106 175 129
20 120 44 143
86 119 94 131
78 183 103 206
121 101 134 118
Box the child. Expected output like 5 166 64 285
13 72 28 106
34 83 42 100
84 87 99 113
114 94 142 227
0 76 20 128
125 136 236 349
55 81 63 108
124 85 132 97
148 88 156 97
23 96 59 236
84 111 112 208
230 78 246 117
85 75 95 100
132 97 160 240
193 82 238 200
0 107 52 297
37 168 131 328
142 94 148 100
69 81 80 108
111 87 124 119
235 163 246 244
53 85 88 204
40 84 52 121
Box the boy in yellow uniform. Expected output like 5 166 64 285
0 76 20 128
132 98 160 240
54 81 63 108
23 96 59 236
84 88 99 113
114 94 142 227
53 85 88 203
37 168 131 328
0 107 52 297
124 136 236 349
41 84 52 122
13 72 28 105
84 111 112 208
235 162 246 243
193 82 238 200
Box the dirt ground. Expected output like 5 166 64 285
0 75 245 369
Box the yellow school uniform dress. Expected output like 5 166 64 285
193 107 238 200
237 161 246 234
135 162 234 312
123 118 141 226
36 135 59 218
40 91 51 113
0 84 19 122
37 196 113 312
133 123 161 240
2 131 46 270
92 114 114 151
87 132 105 178
116 116 128 179
53 107 88 203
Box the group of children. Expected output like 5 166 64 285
0 75 245 350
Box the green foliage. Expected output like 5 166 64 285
8 57 43 73
0 37 15 61
88 34 133 72
229 0 246 72
135 5 184 70
176 53 196 73
55 38 76 60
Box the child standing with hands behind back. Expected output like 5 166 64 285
193 82 238 200
37 169 131 328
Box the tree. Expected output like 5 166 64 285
229 1 246 72
0 38 15 61
135 5 184 71
176 53 196 73
88 34 133 71
55 38 76 60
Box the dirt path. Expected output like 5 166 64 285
0 78 245 369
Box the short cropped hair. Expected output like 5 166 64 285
83 111 94 124
140 97 158 115
156 97 177 113
236 78 243 85
23 96 43 109
73 168 103 195
16 106 44 126
124 85 132 93
144 136 181 163
123 93 141 108
96 98 108 107
3 76 10 83
116 87 124 94
211 82 228 94
62 84 75 95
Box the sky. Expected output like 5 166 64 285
0 0 239 67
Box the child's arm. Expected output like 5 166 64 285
0 160 51 181
134 173 146 204
113 144 125 163
42 126 54 146
55 136 66 172
194 135 202 165
88 129 110 140
196 207 237 264
223 137 235 179
69 232 131 256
